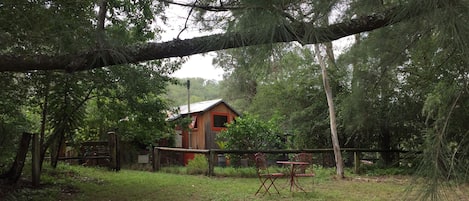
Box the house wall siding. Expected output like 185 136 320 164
180 102 239 150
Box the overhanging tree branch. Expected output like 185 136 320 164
0 5 432 72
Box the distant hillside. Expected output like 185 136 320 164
165 78 222 106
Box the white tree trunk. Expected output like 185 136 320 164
314 44 345 178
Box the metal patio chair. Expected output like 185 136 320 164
254 152 285 195
293 152 315 188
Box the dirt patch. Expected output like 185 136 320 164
58 184 81 200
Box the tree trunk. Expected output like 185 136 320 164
315 44 344 178
0 132 32 184
50 131 65 168
379 122 394 167
39 72 50 170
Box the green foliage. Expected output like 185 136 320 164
0 73 31 172
0 0 177 170
186 154 209 175
218 113 283 150
218 45 332 149
75 64 175 147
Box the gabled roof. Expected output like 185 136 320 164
167 99 240 121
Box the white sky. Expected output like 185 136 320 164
160 5 224 81
171 53 224 81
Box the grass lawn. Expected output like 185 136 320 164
3 164 468 201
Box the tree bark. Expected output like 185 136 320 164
50 132 65 168
0 4 431 72
0 132 32 184
315 44 344 178
39 73 50 170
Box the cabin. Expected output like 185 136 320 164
167 99 240 163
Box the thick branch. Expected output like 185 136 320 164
96 0 107 49
0 5 421 72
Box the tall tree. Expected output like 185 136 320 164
315 44 344 178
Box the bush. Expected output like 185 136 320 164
217 113 283 150
186 154 208 175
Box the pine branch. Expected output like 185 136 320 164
0 2 447 72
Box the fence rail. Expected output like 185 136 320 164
153 147 420 176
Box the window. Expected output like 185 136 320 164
190 115 198 129
212 112 229 131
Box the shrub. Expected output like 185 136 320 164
186 154 208 175
217 113 283 151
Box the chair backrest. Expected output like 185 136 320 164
254 152 268 174
294 153 313 172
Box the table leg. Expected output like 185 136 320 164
290 164 306 192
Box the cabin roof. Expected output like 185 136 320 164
167 99 239 121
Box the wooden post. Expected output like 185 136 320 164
108 131 117 171
32 133 40 187
208 150 215 176
151 145 156 172
115 134 120 171
354 151 360 174
154 147 161 172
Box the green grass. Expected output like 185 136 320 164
4 163 468 201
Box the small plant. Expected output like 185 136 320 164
186 154 208 175
215 141 227 149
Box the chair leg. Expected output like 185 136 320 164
264 177 278 195
269 177 281 194
255 178 272 195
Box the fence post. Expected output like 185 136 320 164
32 133 40 187
108 132 116 170
151 146 156 172
354 151 360 174
108 131 121 171
208 150 215 176
153 147 160 172
115 134 121 171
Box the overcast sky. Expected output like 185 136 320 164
171 53 224 81
160 5 224 81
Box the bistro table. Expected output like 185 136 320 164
276 161 310 192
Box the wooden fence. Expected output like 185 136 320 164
56 132 121 171
152 147 420 176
